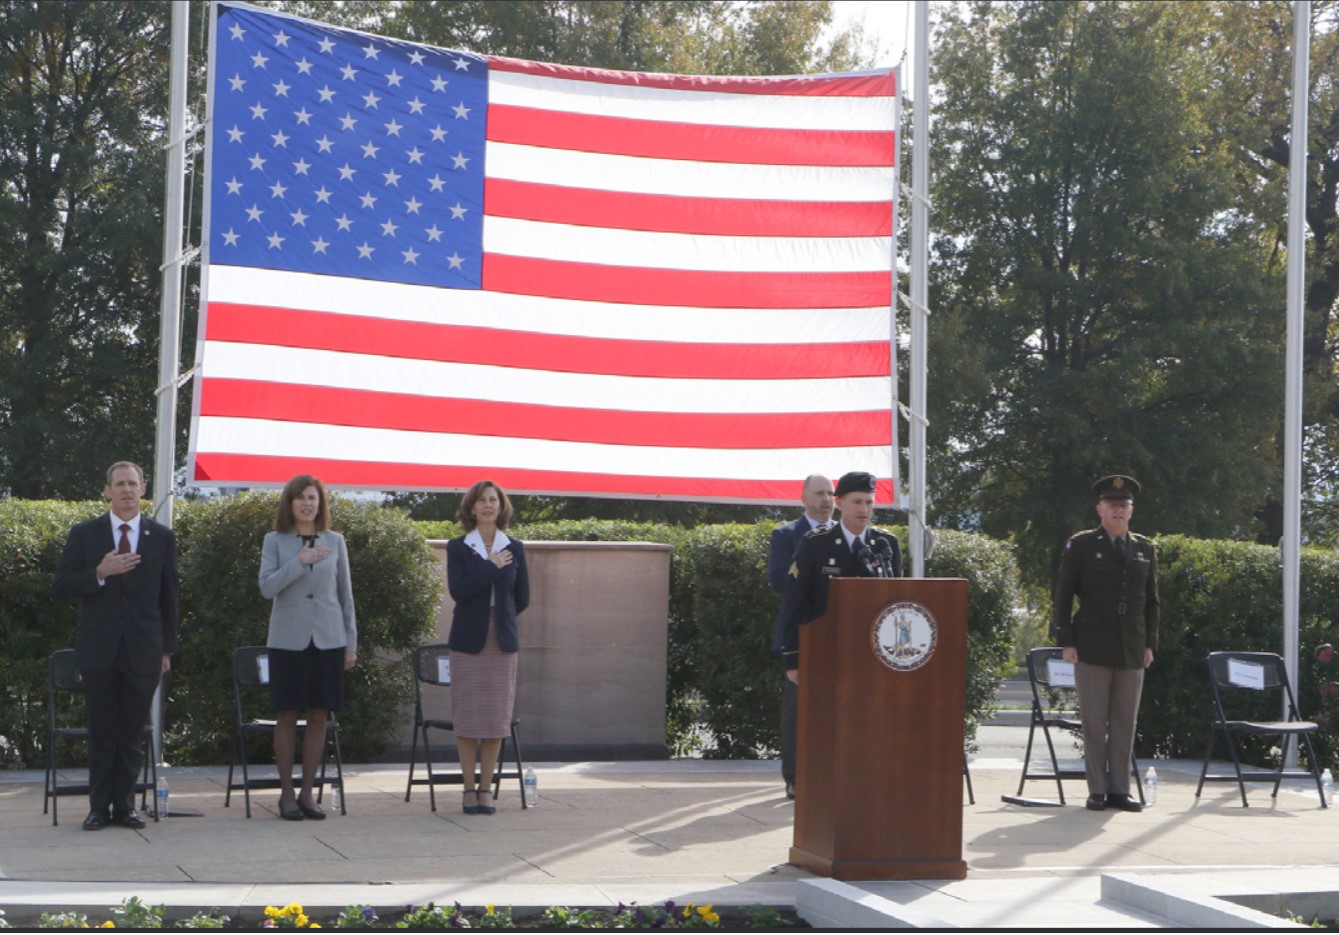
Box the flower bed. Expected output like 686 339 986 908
10 897 803 929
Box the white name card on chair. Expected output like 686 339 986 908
1227 658 1265 690
437 655 451 684
257 654 270 685
1047 659 1076 687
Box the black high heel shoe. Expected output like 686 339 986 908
462 789 480 815
477 789 496 815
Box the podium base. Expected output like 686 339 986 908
789 846 967 881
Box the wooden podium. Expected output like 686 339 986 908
789 577 968 881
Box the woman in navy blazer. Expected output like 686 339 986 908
258 474 357 821
446 479 529 815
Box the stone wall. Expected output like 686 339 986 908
397 540 672 761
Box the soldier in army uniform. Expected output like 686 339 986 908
779 471 903 680
1053 474 1159 812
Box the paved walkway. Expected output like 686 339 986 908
0 739 1334 927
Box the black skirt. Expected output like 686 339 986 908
268 641 345 713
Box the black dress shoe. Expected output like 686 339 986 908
297 801 326 820
114 809 146 829
1107 793 1143 812
278 798 305 821
1085 794 1108 811
82 811 109 831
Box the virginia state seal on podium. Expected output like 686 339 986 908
871 601 937 672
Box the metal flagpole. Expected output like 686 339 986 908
1282 0 1309 765
151 0 191 768
907 0 931 577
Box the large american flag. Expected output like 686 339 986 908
188 1 900 504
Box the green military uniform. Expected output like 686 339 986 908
1051 473 1159 811
1052 528 1160 667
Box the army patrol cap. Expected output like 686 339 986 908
835 471 877 497
1092 474 1140 501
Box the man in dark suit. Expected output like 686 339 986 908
52 461 179 831
767 474 834 799
779 470 903 681
1053 474 1158 813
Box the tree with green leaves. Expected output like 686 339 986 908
1196 1 1339 544
0 1 200 499
272 0 867 76
926 0 1284 587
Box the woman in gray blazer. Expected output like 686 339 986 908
259 474 357 821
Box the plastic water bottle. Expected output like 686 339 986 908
331 780 343 812
1143 766 1158 808
1322 769 1333 806
155 776 170 820
523 767 538 807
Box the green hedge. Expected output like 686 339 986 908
0 496 440 768
680 524 1017 757
0 499 105 767
683 524 775 758
173 493 441 763
925 529 1022 741
0 501 1026 765
1141 534 1339 767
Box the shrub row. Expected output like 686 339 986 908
0 495 441 767
0 501 1022 766
1143 534 1339 766
26 499 1335 769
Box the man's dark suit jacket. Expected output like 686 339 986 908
778 524 903 670
445 536 530 654
52 513 180 675
768 515 818 653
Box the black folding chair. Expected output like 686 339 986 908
1015 647 1144 805
404 643 527 810
1195 651 1327 808
224 646 345 817
44 649 158 826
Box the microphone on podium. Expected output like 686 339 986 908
873 537 897 577
853 538 881 577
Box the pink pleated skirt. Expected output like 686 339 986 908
450 616 517 739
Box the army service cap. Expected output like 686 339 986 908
1092 474 1140 501
835 471 877 497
